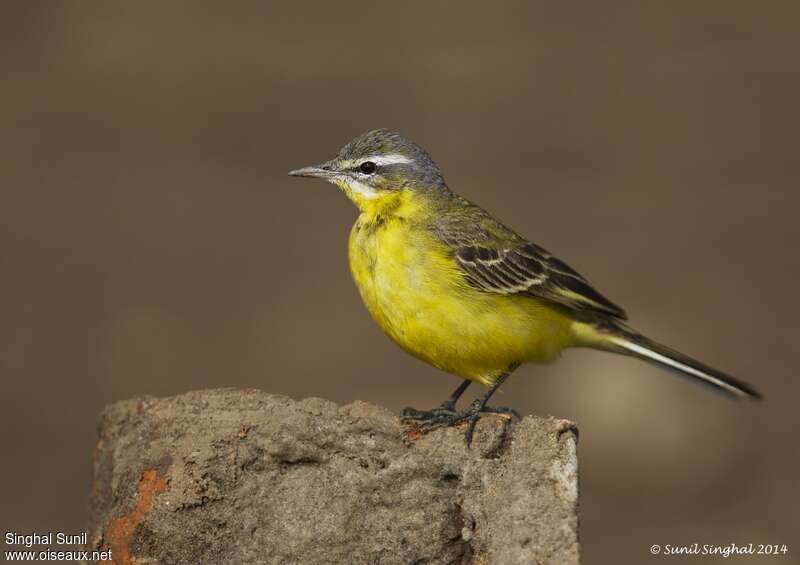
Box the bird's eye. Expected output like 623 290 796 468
359 161 377 174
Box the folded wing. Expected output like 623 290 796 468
454 241 627 320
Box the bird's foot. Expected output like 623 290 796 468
401 401 519 447
400 403 462 427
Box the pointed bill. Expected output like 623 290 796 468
288 162 336 178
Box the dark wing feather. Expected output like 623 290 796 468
431 196 626 320
455 242 626 319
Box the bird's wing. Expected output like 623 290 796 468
432 198 627 320
454 241 626 319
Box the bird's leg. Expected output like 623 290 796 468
439 379 471 411
400 379 471 422
401 371 520 446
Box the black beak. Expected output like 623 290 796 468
288 162 336 178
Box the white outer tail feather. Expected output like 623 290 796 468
608 336 756 398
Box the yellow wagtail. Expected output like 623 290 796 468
289 129 761 445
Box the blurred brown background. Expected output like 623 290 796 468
1 2 798 563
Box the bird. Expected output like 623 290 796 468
289 128 761 446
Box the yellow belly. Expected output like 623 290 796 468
348 214 576 385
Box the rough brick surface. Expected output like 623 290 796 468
87 389 579 564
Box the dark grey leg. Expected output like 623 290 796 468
440 379 471 411
401 368 520 447
400 379 471 421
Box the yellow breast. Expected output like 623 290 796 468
347 191 576 385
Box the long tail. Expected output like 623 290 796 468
593 324 762 399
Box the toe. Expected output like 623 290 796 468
400 407 425 419
463 410 481 448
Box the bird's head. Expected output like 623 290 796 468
289 129 446 210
